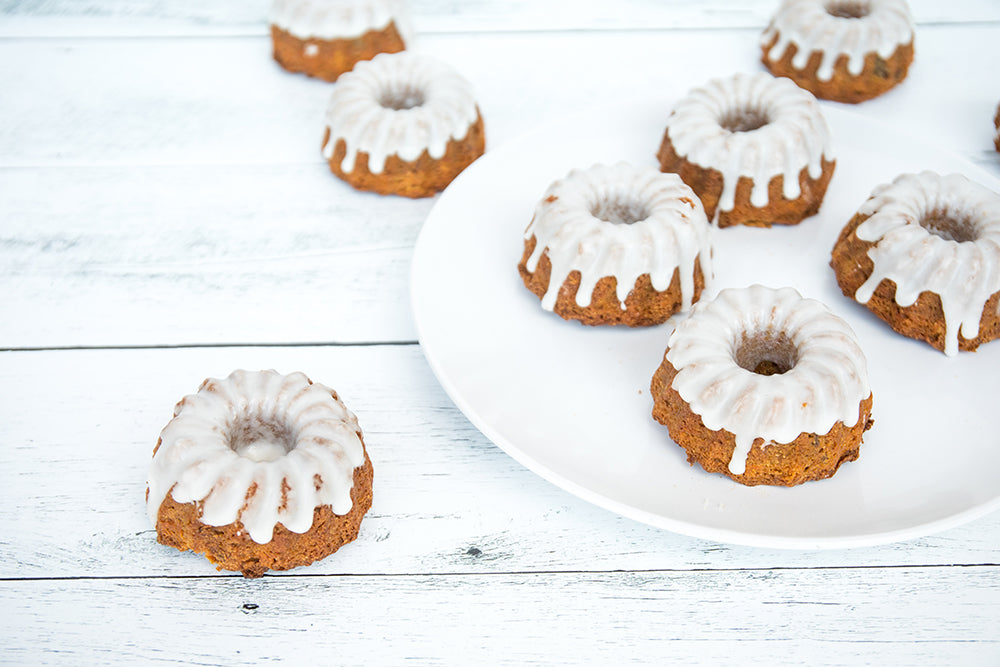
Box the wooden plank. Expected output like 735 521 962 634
0 29 755 169
1 0 998 37
0 164 428 347
3 27 999 169
0 5 995 660
1 567 998 664
1 345 998 580
0 35 333 168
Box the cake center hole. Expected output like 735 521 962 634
719 106 771 133
590 196 650 225
920 209 979 243
227 414 295 463
735 331 799 376
824 0 871 19
378 86 426 111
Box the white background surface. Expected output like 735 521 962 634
1 1 999 664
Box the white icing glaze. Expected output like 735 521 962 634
269 0 412 44
664 72 833 216
666 285 870 475
851 171 1000 356
761 0 914 80
523 162 713 312
322 52 480 174
146 370 366 544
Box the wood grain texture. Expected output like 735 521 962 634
0 345 998 581
4 27 1000 169
1 568 998 665
0 164 427 347
2 3 1000 663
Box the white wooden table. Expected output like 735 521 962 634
2 1 999 664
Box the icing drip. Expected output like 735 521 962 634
322 52 480 174
146 370 366 544
666 285 870 475
269 0 412 44
761 0 914 81
523 163 713 311
852 171 1000 356
664 72 833 216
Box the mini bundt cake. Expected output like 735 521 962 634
831 171 1000 356
651 285 874 487
269 0 410 82
147 370 373 577
322 51 485 198
994 101 1000 152
761 0 915 103
518 162 713 326
657 72 835 228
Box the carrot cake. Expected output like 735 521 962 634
651 285 873 486
269 0 410 81
761 0 915 103
831 171 1000 355
147 370 373 577
657 72 835 228
519 162 713 326
322 51 485 197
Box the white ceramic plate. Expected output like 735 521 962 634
411 98 1000 549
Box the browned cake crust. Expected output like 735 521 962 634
994 103 1000 152
323 112 485 198
270 23 405 82
154 449 374 578
657 130 835 228
761 34 914 104
830 211 1000 353
651 356 873 487
518 234 707 327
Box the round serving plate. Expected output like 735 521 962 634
411 97 1000 549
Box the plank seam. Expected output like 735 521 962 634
0 20 998 41
0 341 420 352
1 562 997 583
